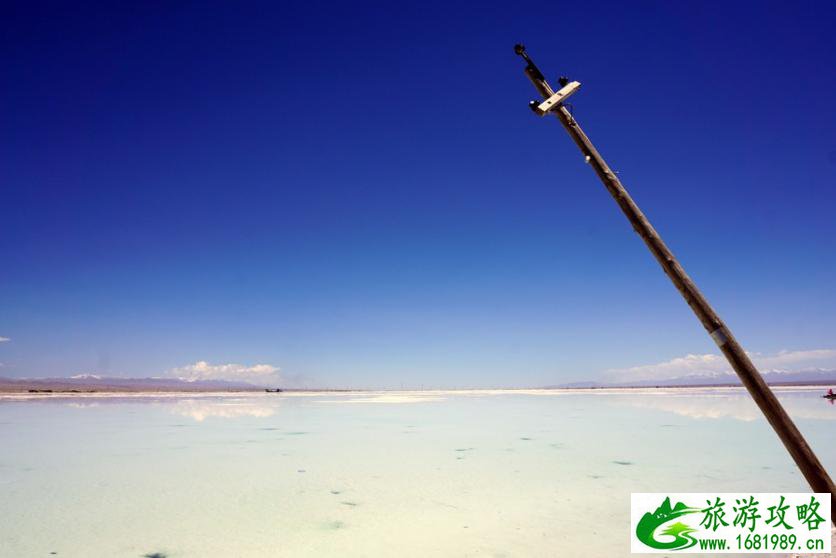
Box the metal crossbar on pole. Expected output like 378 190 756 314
514 44 835 520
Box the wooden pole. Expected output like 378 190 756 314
515 44 835 518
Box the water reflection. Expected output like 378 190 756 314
1 394 282 422
66 402 101 409
614 388 836 421
169 398 279 421
316 394 446 404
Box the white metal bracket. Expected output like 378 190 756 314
530 81 581 116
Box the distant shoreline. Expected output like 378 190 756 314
0 383 832 396
2 373 833 395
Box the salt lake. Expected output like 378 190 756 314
1 387 833 557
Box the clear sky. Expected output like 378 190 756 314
2 1 835 388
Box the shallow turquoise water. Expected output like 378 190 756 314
0 388 833 557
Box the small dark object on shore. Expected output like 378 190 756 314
265 388 283 393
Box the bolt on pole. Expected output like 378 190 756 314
514 44 834 519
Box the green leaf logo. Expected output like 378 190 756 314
636 497 700 550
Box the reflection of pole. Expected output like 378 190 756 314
515 44 835 519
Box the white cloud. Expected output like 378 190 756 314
607 353 728 382
755 349 836 371
0 337 9 343
171 360 280 384
607 348 836 382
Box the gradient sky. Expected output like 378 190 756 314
2 1 835 388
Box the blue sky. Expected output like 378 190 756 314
2 1 835 388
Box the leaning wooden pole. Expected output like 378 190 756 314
515 44 835 517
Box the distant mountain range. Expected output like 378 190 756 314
0 375 267 393
554 368 836 389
